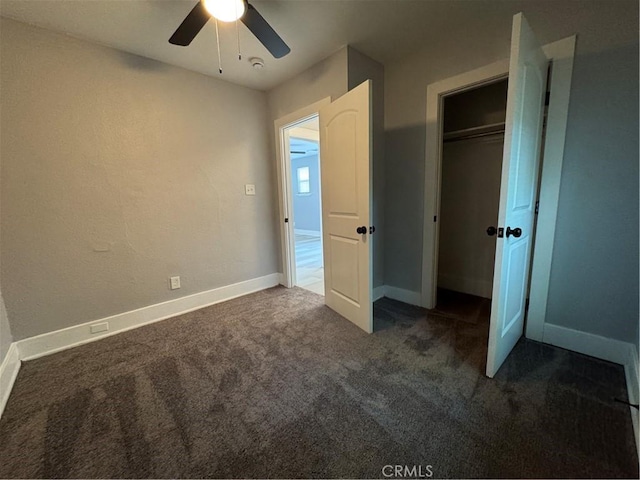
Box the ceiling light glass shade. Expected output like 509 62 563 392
203 0 246 22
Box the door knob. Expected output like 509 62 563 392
486 226 497 236
356 226 367 235
506 227 522 238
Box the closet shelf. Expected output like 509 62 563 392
443 122 505 142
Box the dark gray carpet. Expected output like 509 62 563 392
0 286 637 478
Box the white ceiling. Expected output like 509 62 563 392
1 0 636 91
289 137 318 159
289 118 318 159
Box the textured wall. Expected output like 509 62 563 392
382 1 639 343
0 19 277 340
267 48 349 273
266 47 384 288
291 155 321 232
0 54 12 359
544 43 639 342
267 47 348 123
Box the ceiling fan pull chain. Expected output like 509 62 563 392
235 3 241 60
214 18 222 74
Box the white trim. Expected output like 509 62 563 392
294 228 321 238
384 286 422 307
420 35 576 351
543 324 638 458
542 324 634 366
0 343 20 419
526 36 576 341
17 273 280 361
372 286 385 302
274 98 331 289
624 345 639 460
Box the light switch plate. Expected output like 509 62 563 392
245 184 256 196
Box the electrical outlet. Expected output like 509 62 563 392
170 276 181 290
90 322 109 334
245 184 256 196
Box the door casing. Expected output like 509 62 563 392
274 98 331 288
421 35 576 342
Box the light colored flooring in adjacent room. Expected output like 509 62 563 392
295 234 324 296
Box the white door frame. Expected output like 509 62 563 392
421 35 576 341
274 97 331 288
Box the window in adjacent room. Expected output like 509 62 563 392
297 166 310 194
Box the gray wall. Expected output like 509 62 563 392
544 42 639 342
383 1 639 343
267 46 386 289
267 47 348 122
347 47 385 290
0 64 12 360
267 47 349 272
1 18 277 340
438 137 502 299
0 292 11 363
291 154 321 232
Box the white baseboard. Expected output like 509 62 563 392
0 343 21 419
17 273 280 362
542 324 634 366
294 229 321 238
372 286 385 302
624 345 639 460
383 286 422 307
543 322 639 458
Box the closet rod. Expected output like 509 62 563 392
443 129 505 143
442 121 505 143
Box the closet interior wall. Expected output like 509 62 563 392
437 80 508 300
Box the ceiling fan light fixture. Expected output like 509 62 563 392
202 0 246 23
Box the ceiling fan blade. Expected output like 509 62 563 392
169 2 210 46
241 3 290 58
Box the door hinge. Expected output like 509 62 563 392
535 201 539 214
434 215 437 222
284 218 289 223
525 298 530 312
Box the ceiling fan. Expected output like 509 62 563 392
169 0 290 59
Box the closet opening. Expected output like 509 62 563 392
433 71 550 330
434 79 509 323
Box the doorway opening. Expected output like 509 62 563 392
286 117 324 295
434 79 508 324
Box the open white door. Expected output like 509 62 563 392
319 80 373 333
486 13 548 377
